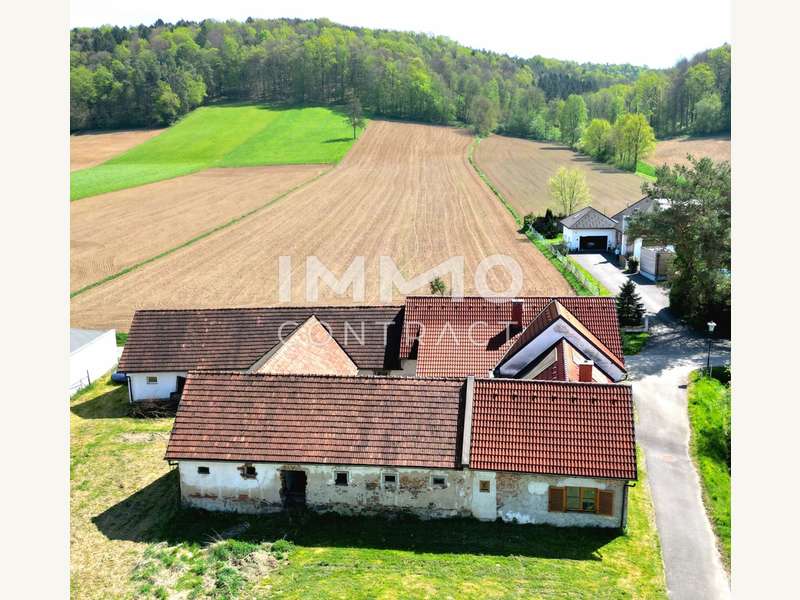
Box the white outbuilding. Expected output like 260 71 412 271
559 207 619 252
70 328 118 394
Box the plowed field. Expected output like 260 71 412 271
650 135 731 168
71 121 571 330
70 129 164 171
474 135 645 217
70 165 327 292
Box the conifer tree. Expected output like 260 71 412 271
616 280 645 326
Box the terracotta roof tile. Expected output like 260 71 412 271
399 296 623 377
470 379 636 479
119 306 403 373
165 372 465 468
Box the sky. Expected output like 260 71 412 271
70 0 731 68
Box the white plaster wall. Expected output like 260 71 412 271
496 473 625 527
563 227 616 251
176 460 628 527
70 329 117 392
129 371 186 401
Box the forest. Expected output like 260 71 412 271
70 18 730 146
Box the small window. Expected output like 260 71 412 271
146 376 158 384
432 476 447 489
479 480 491 493
335 471 349 486
383 473 397 487
197 466 210 475
239 464 257 479
565 486 598 513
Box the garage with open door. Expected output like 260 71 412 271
579 235 609 251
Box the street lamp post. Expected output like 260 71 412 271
706 321 717 376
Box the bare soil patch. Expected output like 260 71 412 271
71 129 165 171
71 121 572 331
71 165 327 292
650 135 731 168
474 135 645 217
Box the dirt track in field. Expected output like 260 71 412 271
71 121 572 331
70 165 328 292
70 129 165 171
650 135 731 168
474 135 646 217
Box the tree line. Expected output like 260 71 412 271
71 17 650 131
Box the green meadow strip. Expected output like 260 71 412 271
468 137 608 297
70 168 332 298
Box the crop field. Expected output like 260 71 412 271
71 120 572 331
70 129 165 171
474 135 645 217
649 135 731 168
70 165 328 293
71 375 667 599
71 105 357 200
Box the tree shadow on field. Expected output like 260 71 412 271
95 471 620 560
323 137 354 144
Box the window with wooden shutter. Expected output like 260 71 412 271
598 490 614 516
548 487 565 512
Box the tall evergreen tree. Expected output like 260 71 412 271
616 280 646 326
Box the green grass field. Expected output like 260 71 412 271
71 375 666 599
71 105 359 200
622 332 651 355
688 369 731 569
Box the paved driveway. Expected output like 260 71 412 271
626 319 731 600
571 252 668 315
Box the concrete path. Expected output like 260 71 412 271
571 252 668 315
626 318 730 600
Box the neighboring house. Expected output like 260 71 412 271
559 207 619 252
166 372 636 527
147 295 635 526
560 199 676 281
70 328 117 394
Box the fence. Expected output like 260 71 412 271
527 228 602 296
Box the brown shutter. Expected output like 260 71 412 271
598 490 614 516
548 487 565 512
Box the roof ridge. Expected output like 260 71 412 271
185 370 465 383
474 377 631 389
136 304 404 313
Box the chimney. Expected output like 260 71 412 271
578 361 594 383
511 299 524 329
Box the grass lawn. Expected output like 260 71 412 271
71 375 666 599
71 105 359 200
622 332 651 355
687 369 731 569
636 160 657 180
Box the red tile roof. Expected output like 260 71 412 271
165 372 465 468
399 296 623 377
470 379 636 479
119 306 403 373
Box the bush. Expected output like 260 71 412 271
626 257 639 273
523 208 562 238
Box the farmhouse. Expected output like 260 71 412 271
119 295 636 526
118 296 626 401
166 372 636 527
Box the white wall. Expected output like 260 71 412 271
70 329 117 393
129 371 186 401
176 460 627 527
563 227 616 251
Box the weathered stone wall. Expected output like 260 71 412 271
177 461 627 527
178 461 471 518
495 472 625 528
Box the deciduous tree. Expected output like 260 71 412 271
612 113 656 171
559 94 587 148
548 167 591 215
581 118 613 161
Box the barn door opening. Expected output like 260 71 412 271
281 470 307 507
